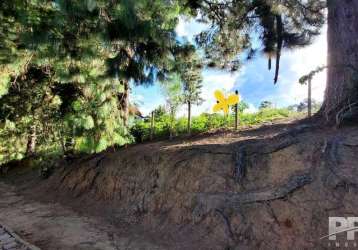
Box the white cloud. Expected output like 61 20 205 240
198 69 240 115
176 69 240 117
175 17 187 37
277 25 328 105
175 17 241 117
139 99 164 117
142 18 328 119
175 16 210 43
244 103 258 114
131 84 165 117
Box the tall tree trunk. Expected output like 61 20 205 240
187 101 191 135
64 125 75 155
322 0 358 123
26 125 37 156
121 80 129 126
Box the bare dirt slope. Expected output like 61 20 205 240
2 119 358 249
0 182 171 250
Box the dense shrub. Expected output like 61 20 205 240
131 108 297 142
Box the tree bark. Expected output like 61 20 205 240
322 0 358 123
26 125 37 156
121 80 129 126
187 101 191 135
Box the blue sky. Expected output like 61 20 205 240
132 17 327 116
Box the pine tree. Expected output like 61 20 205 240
0 0 184 159
299 66 326 117
160 74 182 139
185 0 325 80
182 0 358 123
324 0 358 124
259 100 274 110
174 44 204 135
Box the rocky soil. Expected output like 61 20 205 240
2 120 358 249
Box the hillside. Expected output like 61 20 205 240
1 119 358 249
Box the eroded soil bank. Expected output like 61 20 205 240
2 120 358 249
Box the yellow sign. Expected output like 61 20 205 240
213 90 239 115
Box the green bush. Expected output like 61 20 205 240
130 108 296 142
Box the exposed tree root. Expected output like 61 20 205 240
322 136 358 193
195 173 312 213
233 146 247 183
214 209 235 240
231 124 315 183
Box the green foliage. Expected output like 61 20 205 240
259 100 274 110
0 0 327 168
165 43 204 134
231 101 249 114
160 73 183 136
299 65 326 85
185 0 325 79
160 74 183 113
296 99 322 113
131 107 296 142
174 43 203 106
0 0 185 164
153 105 167 121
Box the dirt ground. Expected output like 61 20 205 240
0 182 157 250
1 118 358 249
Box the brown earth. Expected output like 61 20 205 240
1 119 358 249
